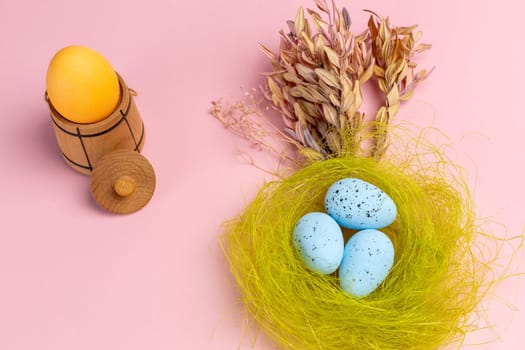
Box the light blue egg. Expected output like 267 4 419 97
324 178 397 230
339 229 394 298
293 212 344 274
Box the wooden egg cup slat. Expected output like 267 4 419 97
48 74 145 175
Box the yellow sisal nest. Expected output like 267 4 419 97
223 155 492 349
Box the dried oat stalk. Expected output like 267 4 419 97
259 1 370 161
212 0 431 162
366 10 433 158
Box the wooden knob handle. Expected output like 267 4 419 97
91 150 156 214
113 175 136 197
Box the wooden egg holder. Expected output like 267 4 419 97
46 74 156 214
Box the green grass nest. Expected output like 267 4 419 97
223 156 492 350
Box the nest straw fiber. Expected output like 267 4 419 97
223 155 492 350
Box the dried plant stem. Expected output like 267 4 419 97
210 90 298 166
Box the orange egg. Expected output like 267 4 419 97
46 45 120 124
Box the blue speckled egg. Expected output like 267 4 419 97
293 212 344 274
339 229 394 298
325 178 397 230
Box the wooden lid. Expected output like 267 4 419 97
90 150 155 214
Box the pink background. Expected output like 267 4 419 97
0 0 523 349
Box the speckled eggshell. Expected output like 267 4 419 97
293 212 344 275
339 229 394 298
324 178 397 230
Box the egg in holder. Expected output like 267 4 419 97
213 2 509 349
45 47 155 214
